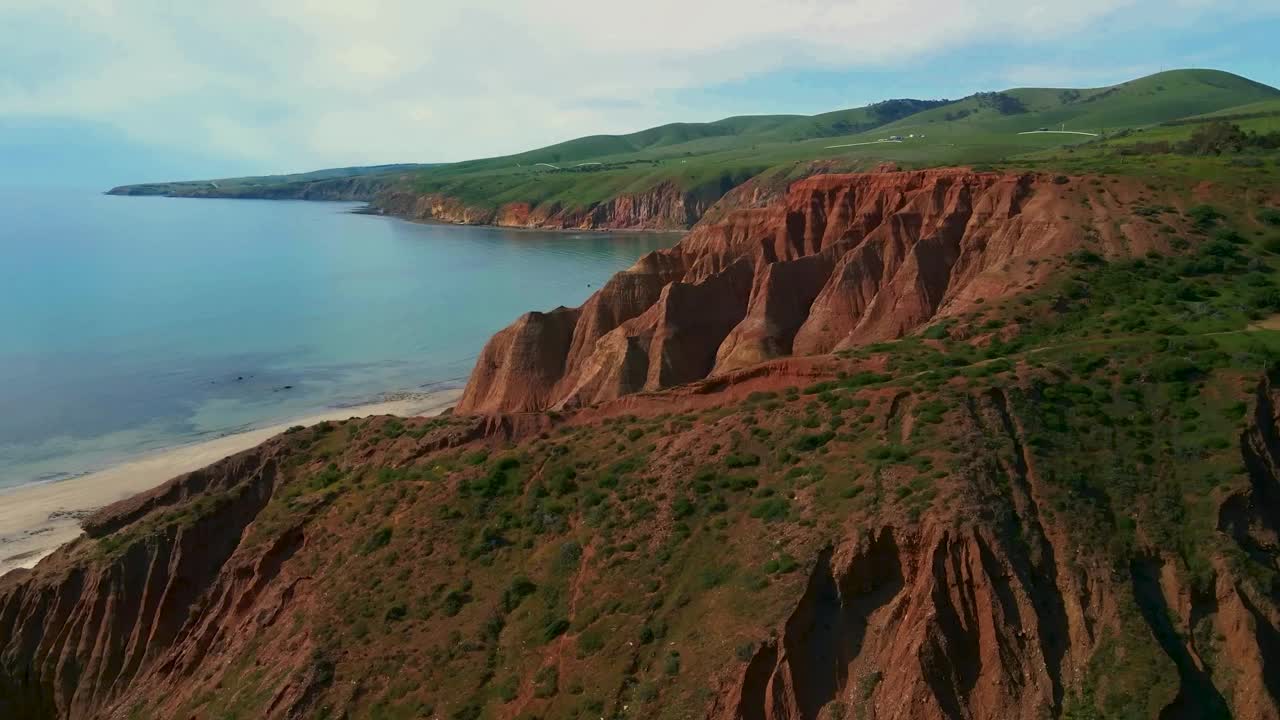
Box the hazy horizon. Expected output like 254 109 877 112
4 1 1280 187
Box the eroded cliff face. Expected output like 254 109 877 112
0 416 494 720
710 380 1280 720
458 169 1172 414
370 180 726 231
0 448 285 720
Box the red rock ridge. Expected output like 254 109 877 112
457 169 1171 414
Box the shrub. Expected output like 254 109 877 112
699 563 736 589
496 676 519 702
750 498 790 522
502 576 537 611
555 541 583 573
1187 204 1224 228
867 444 911 462
1149 357 1204 383
725 453 761 468
763 552 799 574
793 432 836 452
542 617 570 643
533 665 559 698
673 496 696 519
922 323 951 340
360 526 393 554
310 464 343 490
842 371 891 388
442 589 471 617
578 628 605 655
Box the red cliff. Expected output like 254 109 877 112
372 180 724 231
457 169 1168 414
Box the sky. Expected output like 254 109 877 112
2 0 1279 187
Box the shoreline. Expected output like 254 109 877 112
0 388 462 577
351 204 690 236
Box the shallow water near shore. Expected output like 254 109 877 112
0 188 676 490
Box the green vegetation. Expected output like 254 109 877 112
112 69 1278 220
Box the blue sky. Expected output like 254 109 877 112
2 0 1278 187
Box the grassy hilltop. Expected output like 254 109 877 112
107 69 1280 215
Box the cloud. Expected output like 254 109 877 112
0 0 1275 174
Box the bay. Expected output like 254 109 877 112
0 189 675 489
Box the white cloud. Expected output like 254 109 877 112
0 0 1275 174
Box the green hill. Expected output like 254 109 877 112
109 69 1280 213
880 69 1280 135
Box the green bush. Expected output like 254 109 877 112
542 616 570 643
496 676 519 702
867 444 911 462
533 666 559 698
750 497 789 522
360 526 393 554
793 432 835 451
664 651 681 676
762 552 799 574
502 576 537 611
442 589 471 617
1187 204 1223 228
725 453 761 468
578 628 605 655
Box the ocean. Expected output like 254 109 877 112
0 188 675 490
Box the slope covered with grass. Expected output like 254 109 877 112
108 70 1280 226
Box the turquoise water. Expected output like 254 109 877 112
0 189 675 489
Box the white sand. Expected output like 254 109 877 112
0 389 461 576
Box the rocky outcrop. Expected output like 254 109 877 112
723 525 1064 720
458 169 1170 414
369 179 729 231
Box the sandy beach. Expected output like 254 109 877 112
0 388 461 576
